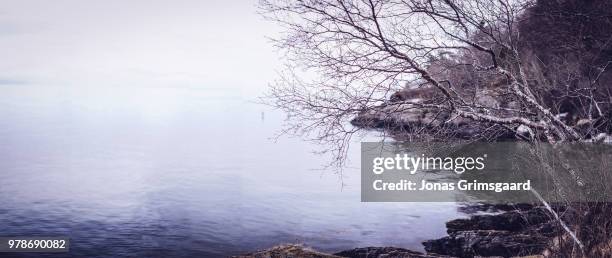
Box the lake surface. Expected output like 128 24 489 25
0 85 464 257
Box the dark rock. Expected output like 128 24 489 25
350 102 516 141
446 207 551 233
335 247 448 258
236 245 449 258
533 221 563 237
423 230 549 257
423 205 565 257
238 205 564 258
389 87 438 103
457 203 535 214
234 244 341 258
350 111 397 129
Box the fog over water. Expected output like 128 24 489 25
0 86 464 256
0 1 464 256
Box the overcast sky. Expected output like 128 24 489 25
0 0 281 95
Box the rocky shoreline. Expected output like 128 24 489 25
350 87 612 143
236 204 565 258
421 204 564 257
236 86 598 257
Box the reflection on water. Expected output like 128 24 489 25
0 86 464 257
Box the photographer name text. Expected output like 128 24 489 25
371 153 531 193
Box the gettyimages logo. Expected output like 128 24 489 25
361 142 612 203
372 153 487 175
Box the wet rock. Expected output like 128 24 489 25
335 247 448 258
236 245 448 258
423 230 549 257
446 207 551 233
457 203 535 214
238 204 565 258
234 244 341 258
424 205 564 257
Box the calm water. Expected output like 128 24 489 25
0 85 464 257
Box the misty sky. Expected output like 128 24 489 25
0 0 280 95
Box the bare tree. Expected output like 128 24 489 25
260 1 612 255
260 0 612 166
